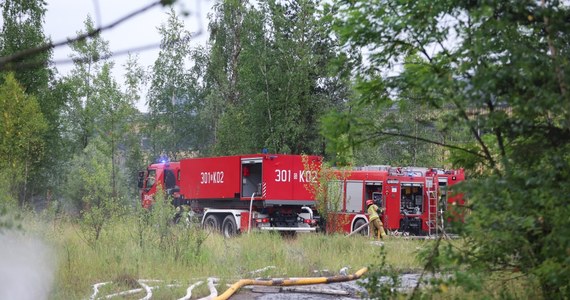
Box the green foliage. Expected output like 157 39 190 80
0 73 47 191
132 202 153 249
0 0 66 204
147 8 207 159
203 0 348 155
33 79 73 196
79 196 122 247
63 15 114 153
71 138 126 247
330 0 570 298
0 0 53 95
320 63 467 167
164 221 209 265
320 111 357 166
61 16 137 203
304 157 350 233
148 190 175 248
121 54 147 196
66 137 128 210
135 190 209 264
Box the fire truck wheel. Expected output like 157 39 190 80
353 219 369 236
204 214 221 233
222 215 238 238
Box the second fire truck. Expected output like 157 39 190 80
325 165 465 236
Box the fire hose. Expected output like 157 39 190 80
214 267 368 300
346 221 370 237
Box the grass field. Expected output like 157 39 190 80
2 205 543 300
12 207 435 299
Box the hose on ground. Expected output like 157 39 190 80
214 267 368 300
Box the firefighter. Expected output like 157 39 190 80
366 199 386 240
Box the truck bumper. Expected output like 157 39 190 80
259 227 317 232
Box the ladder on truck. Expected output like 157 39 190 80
426 178 438 236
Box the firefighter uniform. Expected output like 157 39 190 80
367 201 386 240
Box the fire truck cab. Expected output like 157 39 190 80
138 161 180 209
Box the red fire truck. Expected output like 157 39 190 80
327 166 465 236
138 154 321 236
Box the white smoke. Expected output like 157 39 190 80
0 231 55 300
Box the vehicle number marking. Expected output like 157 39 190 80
275 169 317 183
200 171 224 184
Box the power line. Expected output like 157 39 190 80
0 0 163 71
53 40 190 67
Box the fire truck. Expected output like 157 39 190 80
327 166 465 236
138 154 321 237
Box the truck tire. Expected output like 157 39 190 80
353 219 369 236
203 214 221 233
222 215 238 238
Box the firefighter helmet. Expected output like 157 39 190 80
366 199 374 206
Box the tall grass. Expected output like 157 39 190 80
20 207 432 299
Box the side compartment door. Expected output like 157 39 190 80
385 178 400 229
345 181 364 213
241 158 263 198
438 177 448 211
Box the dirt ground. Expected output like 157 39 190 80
229 273 425 299
230 281 369 300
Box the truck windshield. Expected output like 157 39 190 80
145 169 156 191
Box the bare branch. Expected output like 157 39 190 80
386 1 432 63
362 129 487 160
455 103 498 169
486 100 506 158
410 233 443 299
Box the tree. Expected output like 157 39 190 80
122 54 147 197
0 0 65 204
329 0 570 298
63 16 135 205
66 136 123 245
325 54 470 168
62 16 113 153
0 0 52 94
245 0 345 154
0 73 47 201
204 0 348 155
95 63 136 199
147 8 205 160
201 0 248 154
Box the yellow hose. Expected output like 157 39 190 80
215 267 368 300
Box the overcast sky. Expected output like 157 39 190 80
43 0 214 111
